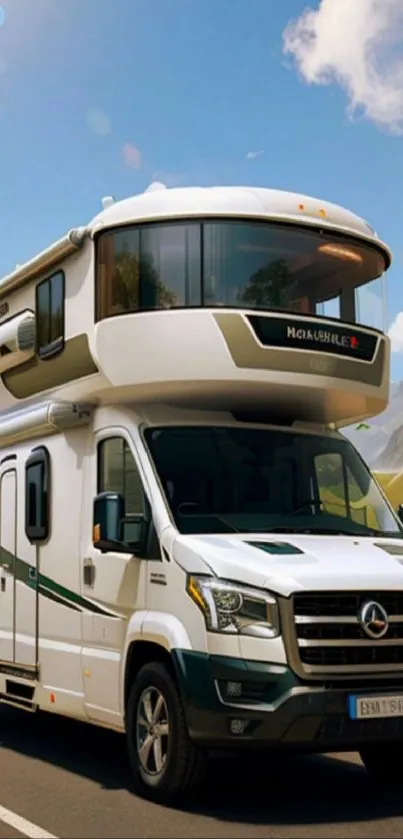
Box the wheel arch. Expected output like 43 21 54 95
122 611 194 717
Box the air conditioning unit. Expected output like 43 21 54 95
0 310 36 374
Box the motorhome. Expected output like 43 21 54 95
1 183 403 803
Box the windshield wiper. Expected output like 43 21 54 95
177 506 239 533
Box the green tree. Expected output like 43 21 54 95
113 244 177 311
237 259 293 308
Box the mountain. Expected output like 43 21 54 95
343 382 403 470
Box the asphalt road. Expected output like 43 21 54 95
1 706 403 839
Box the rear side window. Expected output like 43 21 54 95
36 271 65 358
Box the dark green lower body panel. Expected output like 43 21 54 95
171 650 403 751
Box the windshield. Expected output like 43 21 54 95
144 425 402 538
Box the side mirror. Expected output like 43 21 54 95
93 492 147 554
397 504 403 525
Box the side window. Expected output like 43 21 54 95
314 452 348 518
313 452 380 528
316 294 341 320
36 271 65 358
96 228 140 319
25 446 50 542
95 223 201 321
98 437 144 514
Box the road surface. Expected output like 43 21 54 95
1 705 403 839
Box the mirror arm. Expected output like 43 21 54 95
94 538 134 555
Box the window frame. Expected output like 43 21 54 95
94 218 388 329
97 435 146 516
95 220 202 322
25 445 51 543
35 270 66 359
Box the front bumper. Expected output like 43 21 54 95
172 649 403 751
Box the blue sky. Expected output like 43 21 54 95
0 0 402 374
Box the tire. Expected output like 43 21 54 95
126 661 206 804
359 743 403 783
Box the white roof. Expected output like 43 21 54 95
88 184 391 263
0 184 392 297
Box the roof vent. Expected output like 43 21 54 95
144 182 167 194
101 196 115 210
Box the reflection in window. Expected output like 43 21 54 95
140 225 201 309
97 228 140 317
203 221 385 317
316 295 341 320
144 425 400 537
96 219 387 327
355 275 386 332
98 437 144 514
315 452 381 529
96 224 200 319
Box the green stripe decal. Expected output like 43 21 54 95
0 545 122 618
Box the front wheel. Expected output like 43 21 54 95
126 661 206 803
359 743 403 783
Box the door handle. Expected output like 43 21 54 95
83 557 96 587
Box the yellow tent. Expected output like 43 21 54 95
373 471 403 512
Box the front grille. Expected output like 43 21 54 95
292 591 403 675
294 592 403 617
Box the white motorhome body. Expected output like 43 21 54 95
0 184 402 802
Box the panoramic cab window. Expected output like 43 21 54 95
35 271 65 358
316 294 340 320
95 218 387 330
140 224 201 308
355 274 387 332
96 223 201 319
97 227 140 318
202 220 387 328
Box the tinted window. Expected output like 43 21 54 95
203 222 385 319
36 271 65 357
140 224 201 309
96 224 200 319
95 219 387 329
98 437 144 514
25 447 50 542
97 228 140 317
144 425 401 538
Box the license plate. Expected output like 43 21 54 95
348 693 403 720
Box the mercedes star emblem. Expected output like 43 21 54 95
359 600 389 640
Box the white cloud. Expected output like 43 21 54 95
246 150 265 160
283 0 403 134
388 312 403 352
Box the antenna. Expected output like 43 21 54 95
101 196 115 210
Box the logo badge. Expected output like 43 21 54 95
359 600 389 640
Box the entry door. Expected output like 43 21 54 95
0 468 17 663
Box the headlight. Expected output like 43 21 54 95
186 575 280 637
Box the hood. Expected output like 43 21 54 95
173 532 403 596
